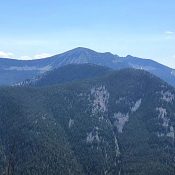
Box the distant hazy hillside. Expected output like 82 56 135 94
0 68 175 174
18 64 111 87
0 47 175 86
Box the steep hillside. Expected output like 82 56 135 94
0 69 175 174
17 64 111 87
1 47 175 86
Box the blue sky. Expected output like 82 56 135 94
0 0 175 67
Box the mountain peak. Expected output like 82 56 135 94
126 55 133 58
63 47 98 56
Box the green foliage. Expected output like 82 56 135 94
0 68 175 174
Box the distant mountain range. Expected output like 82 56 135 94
1 47 175 86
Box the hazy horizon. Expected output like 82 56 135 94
0 0 174 68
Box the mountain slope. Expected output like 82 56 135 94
0 87 84 175
0 69 175 174
1 47 175 87
18 64 111 87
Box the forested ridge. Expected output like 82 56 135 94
0 67 175 175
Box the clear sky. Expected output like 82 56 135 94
0 0 175 68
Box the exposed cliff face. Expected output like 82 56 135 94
91 85 110 115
